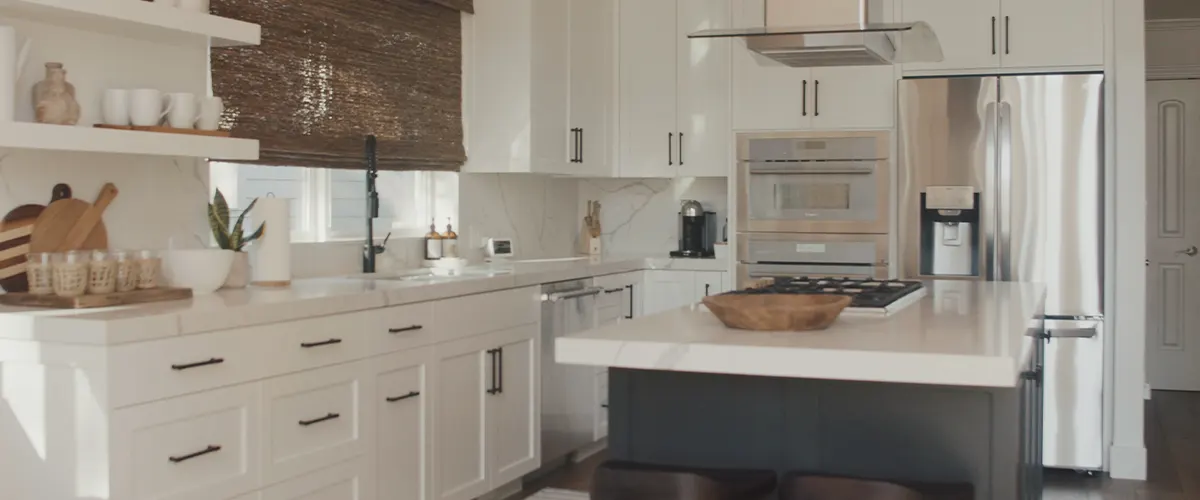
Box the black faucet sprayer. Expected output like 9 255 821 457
364 135 389 273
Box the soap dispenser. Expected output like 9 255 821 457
424 219 443 260
442 218 459 258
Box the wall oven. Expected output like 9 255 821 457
737 131 890 234
737 233 889 288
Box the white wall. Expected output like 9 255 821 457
577 177 727 257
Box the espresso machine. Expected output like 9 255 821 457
671 200 716 258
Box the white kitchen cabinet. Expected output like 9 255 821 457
595 271 643 321
643 270 697 315
618 0 731 178
433 325 539 500
261 457 374 500
464 0 615 175
900 0 1103 74
694 271 727 299
374 348 432 500
809 66 895 129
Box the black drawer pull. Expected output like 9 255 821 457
168 445 221 463
386 391 421 403
603 288 624 294
388 325 423 334
600 403 609 408
298 412 341 426
171 358 225 371
300 338 343 348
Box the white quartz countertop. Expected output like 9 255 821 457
0 254 725 345
555 281 1047 388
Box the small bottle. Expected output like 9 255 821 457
424 219 443 260
442 218 459 258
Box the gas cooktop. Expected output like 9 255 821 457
731 277 926 311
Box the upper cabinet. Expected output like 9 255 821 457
618 0 731 178
731 0 895 132
464 0 616 175
900 0 1104 74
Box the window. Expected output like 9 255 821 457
210 163 458 242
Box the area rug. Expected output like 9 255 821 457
525 487 589 500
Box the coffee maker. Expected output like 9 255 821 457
671 200 716 258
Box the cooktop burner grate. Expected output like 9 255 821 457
730 277 924 308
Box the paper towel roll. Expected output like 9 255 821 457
251 197 291 287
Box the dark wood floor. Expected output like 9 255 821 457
515 391 1200 500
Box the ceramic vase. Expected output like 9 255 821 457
32 62 80 125
223 251 250 289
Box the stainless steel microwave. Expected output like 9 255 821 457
736 131 891 234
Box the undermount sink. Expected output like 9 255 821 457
348 266 512 281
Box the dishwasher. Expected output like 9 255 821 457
540 278 602 463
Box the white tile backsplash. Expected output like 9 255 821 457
577 177 728 256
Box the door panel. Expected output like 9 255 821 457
375 349 431 500
731 0 809 131
618 0 678 177
530 0 570 174
999 0 1103 69
901 0 1001 73
1147 80 1200 391
809 66 895 130
491 328 540 485
644 271 696 315
569 0 614 176
677 0 731 177
433 336 492 500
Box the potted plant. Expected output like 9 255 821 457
209 188 265 289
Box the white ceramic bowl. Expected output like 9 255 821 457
161 249 235 294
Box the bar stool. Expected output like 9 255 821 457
590 460 778 500
779 472 974 500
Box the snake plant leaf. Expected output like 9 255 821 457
212 188 231 230
230 197 260 251
244 222 266 247
208 202 231 250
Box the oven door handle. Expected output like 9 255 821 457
747 166 875 175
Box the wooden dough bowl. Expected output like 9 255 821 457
701 294 853 331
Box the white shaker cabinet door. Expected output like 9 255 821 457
618 0 678 177
999 0 1103 69
488 326 541 486
731 0 810 131
568 0 616 176
374 348 432 500
693 271 725 302
901 0 1001 73
261 458 374 500
644 270 696 315
809 66 895 130
676 0 732 177
432 335 493 500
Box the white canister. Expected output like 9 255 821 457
251 196 291 287
196 96 224 131
101 89 131 126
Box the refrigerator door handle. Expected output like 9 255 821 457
983 101 999 281
996 101 1013 282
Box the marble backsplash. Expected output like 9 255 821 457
577 178 729 257
457 173 580 261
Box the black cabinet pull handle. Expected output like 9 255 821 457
497 346 504 394
386 391 421 403
991 17 996 55
486 348 499 394
705 284 710 296
802 80 808 116
678 132 684 166
813 80 819 117
168 445 221 463
389 325 423 334
604 288 624 294
625 284 634 319
579 128 584 163
171 357 224 371
1005 16 1010 54
576 128 583 163
300 338 342 348
298 412 340 426
601 403 609 408
668 133 674 165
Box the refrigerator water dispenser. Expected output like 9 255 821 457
920 186 980 277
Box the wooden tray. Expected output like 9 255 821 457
0 287 193 309
93 124 231 137
701 294 852 331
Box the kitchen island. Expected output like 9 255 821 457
555 280 1048 500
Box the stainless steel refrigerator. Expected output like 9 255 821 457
898 74 1105 471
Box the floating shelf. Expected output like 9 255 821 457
0 0 260 47
0 122 259 159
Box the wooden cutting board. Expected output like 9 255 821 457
0 184 72 292
29 184 115 255
0 287 193 309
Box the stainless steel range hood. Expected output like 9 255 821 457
689 0 943 68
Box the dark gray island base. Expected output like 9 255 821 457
605 363 1045 500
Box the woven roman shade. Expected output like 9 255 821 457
210 0 471 171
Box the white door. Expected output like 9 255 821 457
1147 80 1200 392
900 0 1001 73
619 0 679 177
730 0 809 131
261 458 374 500
999 0 1103 69
644 270 696 315
676 0 731 177
809 67 895 130
693 271 725 301
568 0 615 176
488 326 540 485
375 348 431 500
432 335 492 500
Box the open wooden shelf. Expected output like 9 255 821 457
0 122 259 159
0 0 260 47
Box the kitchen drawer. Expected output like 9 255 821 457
111 384 261 500
108 326 279 408
276 311 379 374
263 362 372 485
373 348 431 500
261 457 374 500
434 287 539 341
371 301 436 354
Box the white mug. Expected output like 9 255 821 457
196 97 224 131
164 92 197 129
101 89 130 126
129 89 168 127
177 0 210 13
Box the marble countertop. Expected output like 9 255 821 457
0 254 728 345
555 281 1047 388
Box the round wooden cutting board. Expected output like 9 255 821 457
29 186 113 255
0 184 72 292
